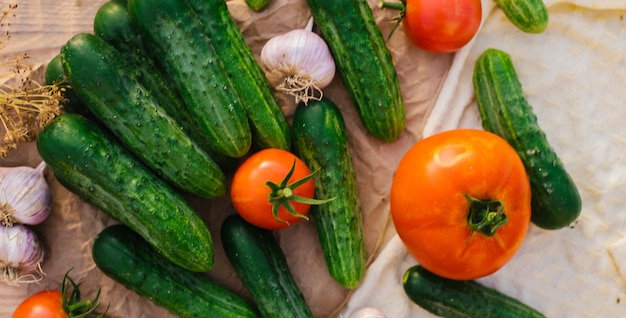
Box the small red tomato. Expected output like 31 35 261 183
231 148 320 230
390 129 531 280
403 0 482 53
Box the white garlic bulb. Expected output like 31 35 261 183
0 162 51 226
261 28 336 104
0 223 45 285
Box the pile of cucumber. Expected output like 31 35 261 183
36 0 579 316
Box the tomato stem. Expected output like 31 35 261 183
465 194 508 236
380 0 406 41
61 267 109 318
266 159 335 224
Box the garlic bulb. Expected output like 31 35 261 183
261 26 335 104
0 223 45 285
0 161 51 226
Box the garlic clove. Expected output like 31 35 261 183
261 28 336 104
350 307 388 318
0 223 45 285
0 161 51 226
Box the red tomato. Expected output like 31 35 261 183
403 0 482 53
12 290 66 318
231 148 316 230
390 129 531 280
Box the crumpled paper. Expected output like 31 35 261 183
2 0 626 317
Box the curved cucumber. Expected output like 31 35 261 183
403 265 546 318
37 114 214 272
187 0 291 151
495 0 549 33
221 214 314 318
292 97 366 288
472 48 581 229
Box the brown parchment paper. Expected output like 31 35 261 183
0 0 452 317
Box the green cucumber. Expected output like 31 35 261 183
92 0 233 171
44 54 89 117
127 0 251 158
306 0 405 142
61 32 226 199
403 265 546 318
93 224 260 318
244 0 272 11
472 48 581 230
221 214 314 318
37 114 213 272
494 0 549 33
292 97 366 289
186 0 291 151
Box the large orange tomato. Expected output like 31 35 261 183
390 129 531 280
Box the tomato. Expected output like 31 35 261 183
12 290 66 318
12 269 106 318
403 0 482 53
390 129 531 280
231 148 323 230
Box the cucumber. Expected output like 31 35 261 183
92 0 234 171
403 265 546 318
494 0 549 33
44 54 89 117
221 214 314 318
472 48 581 230
244 0 272 11
37 113 214 272
186 0 291 151
61 32 226 199
127 0 251 158
291 97 366 289
92 224 260 318
306 0 405 142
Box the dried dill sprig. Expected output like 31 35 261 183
0 4 65 158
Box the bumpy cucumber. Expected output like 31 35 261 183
61 32 226 199
92 0 233 171
403 265 546 318
93 224 260 318
495 0 549 33
44 54 89 117
244 0 272 11
127 0 251 158
221 214 314 318
472 48 581 229
306 0 405 142
37 114 214 272
292 97 366 289
187 0 291 150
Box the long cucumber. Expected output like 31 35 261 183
127 0 252 158
37 114 214 272
61 32 226 199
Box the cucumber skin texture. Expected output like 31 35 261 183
221 214 314 318
472 48 581 230
37 114 214 272
44 54 89 117
494 0 549 33
92 0 234 171
306 0 405 142
403 265 546 318
61 32 227 199
187 0 291 151
127 0 251 158
93 224 260 318
292 97 366 289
